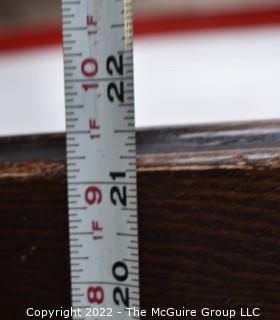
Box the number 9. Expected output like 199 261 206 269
85 186 102 205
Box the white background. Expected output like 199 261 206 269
0 26 280 136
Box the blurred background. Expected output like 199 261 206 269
0 0 280 135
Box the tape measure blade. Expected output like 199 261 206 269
62 0 140 318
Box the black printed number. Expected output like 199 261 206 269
113 288 129 307
107 82 124 103
112 262 130 308
107 55 123 75
106 55 124 103
110 186 127 206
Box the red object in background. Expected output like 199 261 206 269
135 7 280 35
0 24 62 52
0 7 280 52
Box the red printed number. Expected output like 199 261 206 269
81 58 99 91
85 186 102 205
82 83 98 91
87 286 104 304
92 221 103 240
81 58 98 77
89 119 101 140
87 16 97 26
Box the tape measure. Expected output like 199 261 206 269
62 0 139 319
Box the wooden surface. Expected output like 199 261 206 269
0 121 279 319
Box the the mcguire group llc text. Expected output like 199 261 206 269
125 307 261 318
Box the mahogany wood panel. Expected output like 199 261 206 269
0 121 279 319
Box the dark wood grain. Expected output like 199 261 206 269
0 121 279 319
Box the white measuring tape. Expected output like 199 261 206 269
62 0 139 319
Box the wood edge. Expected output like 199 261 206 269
137 148 280 171
1 147 280 180
1 121 280 174
0 161 64 179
